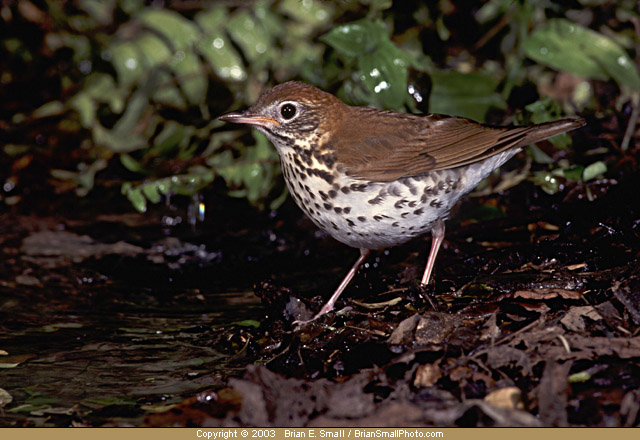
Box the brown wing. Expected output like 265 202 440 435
335 109 584 182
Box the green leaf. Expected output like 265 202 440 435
358 41 409 109
137 9 200 51
228 10 273 67
582 161 607 181
85 73 124 113
234 320 261 328
110 41 145 85
119 153 147 173
563 166 584 182
152 70 186 109
170 52 207 104
197 34 246 82
429 71 505 121
141 182 161 204
321 20 385 57
122 184 147 212
530 170 562 194
6 404 52 413
136 33 172 69
93 124 146 153
92 91 149 152
194 5 227 33
32 101 65 118
568 371 592 383
529 145 554 164
523 19 640 90
151 121 189 155
279 0 331 26
70 93 95 127
78 0 115 25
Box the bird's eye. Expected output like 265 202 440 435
280 103 297 120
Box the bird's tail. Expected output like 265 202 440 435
520 116 586 146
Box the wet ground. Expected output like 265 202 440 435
1 157 640 426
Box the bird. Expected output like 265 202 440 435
218 81 585 324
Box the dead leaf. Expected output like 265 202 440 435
536 360 572 427
480 313 500 341
482 346 533 376
0 388 13 407
387 314 421 345
484 387 524 410
560 305 603 331
415 312 460 345
515 288 582 300
414 363 442 388
612 278 640 325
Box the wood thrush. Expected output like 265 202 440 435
219 81 585 324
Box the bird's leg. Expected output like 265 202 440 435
294 248 371 325
420 218 445 286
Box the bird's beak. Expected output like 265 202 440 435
218 111 280 127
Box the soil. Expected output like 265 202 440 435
2 139 640 426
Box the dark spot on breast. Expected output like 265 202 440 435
373 215 383 222
438 181 446 191
293 146 313 166
332 183 340 190
313 150 337 169
341 187 350 194
334 207 342 214
414 208 424 215
308 168 334 184
408 201 417 208
430 199 443 208
394 199 406 209
357 216 366 222
319 191 328 201
323 202 332 210
389 184 402 197
401 178 418 195
392 221 399 227
420 194 428 203
350 183 368 192
332 222 338 230
346 219 355 227
314 203 321 210
343 207 351 214
401 212 409 218
368 196 383 205
328 190 337 198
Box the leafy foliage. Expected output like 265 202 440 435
1 0 637 211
